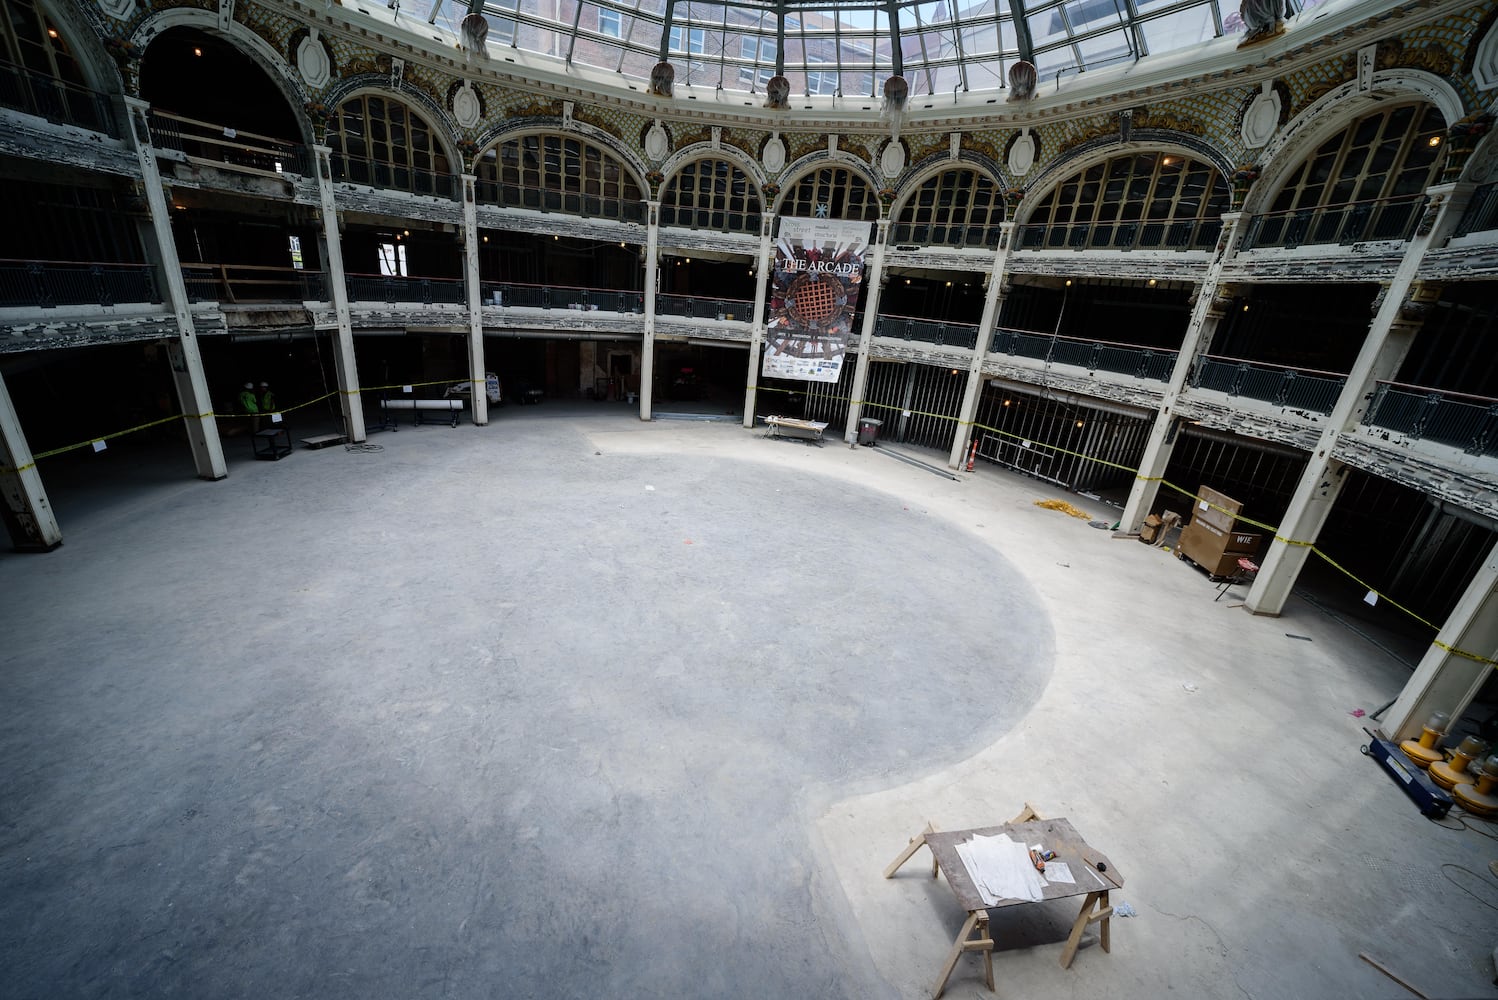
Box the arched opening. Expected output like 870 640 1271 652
659 157 762 233
781 164 880 221
1247 101 1446 248
140 27 301 151
0 0 114 133
328 93 453 197
1020 150 1228 250
891 167 1005 248
474 132 644 221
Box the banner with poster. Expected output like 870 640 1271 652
763 217 872 383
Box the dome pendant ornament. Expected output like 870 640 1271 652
1007 60 1037 102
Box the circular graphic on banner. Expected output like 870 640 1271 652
785 273 845 331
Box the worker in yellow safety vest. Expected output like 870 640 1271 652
239 381 260 431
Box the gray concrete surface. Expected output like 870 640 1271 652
3 406 1496 999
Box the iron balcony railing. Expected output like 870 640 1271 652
888 221 1004 249
1015 216 1222 252
0 259 158 308
479 282 644 313
331 152 458 199
1239 193 1425 250
0 59 117 136
657 205 762 234
1190 355 1345 414
657 293 753 321
1364 381 1498 457
182 264 325 303
990 327 1177 381
148 109 308 175
345 273 464 305
875 315 980 350
1452 183 1498 239
472 178 647 223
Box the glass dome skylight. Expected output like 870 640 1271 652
411 0 1322 100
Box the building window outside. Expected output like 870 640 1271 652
738 36 776 88
669 26 706 54
598 8 622 38
378 242 407 276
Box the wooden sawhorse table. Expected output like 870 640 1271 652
884 805 1124 998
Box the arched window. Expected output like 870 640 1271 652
659 158 762 233
0 0 110 132
1021 152 1228 250
329 95 451 197
782 165 880 222
892 168 1006 248
1248 102 1445 247
475 134 644 222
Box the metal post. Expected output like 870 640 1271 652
313 144 367 442
124 97 227 481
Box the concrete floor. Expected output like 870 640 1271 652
2 405 1496 999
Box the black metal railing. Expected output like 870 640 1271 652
0 59 116 136
148 109 308 175
1239 194 1425 250
888 221 1004 249
1015 216 1221 252
657 205 762 234
990 327 1177 381
331 152 457 199
657 294 753 321
345 273 465 305
181 264 325 303
1452 183 1498 239
1364 382 1498 457
1190 355 1345 414
479 282 644 313
0 259 158 307
473 178 646 222
875 315 980 350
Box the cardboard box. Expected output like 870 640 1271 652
1139 514 1163 544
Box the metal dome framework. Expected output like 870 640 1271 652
416 0 1323 99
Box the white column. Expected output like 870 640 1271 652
0 371 62 551
1246 185 1470 616
1119 212 1248 531
124 97 227 480
313 144 367 442
639 201 660 421
1382 539 1498 741
947 224 1013 469
844 218 890 445
461 174 488 426
741 219 774 428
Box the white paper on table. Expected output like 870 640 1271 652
1042 861 1075 884
955 834 1046 904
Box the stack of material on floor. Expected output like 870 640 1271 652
1034 499 1092 520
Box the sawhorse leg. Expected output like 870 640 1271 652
932 909 994 999
1059 890 1113 968
882 821 940 879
